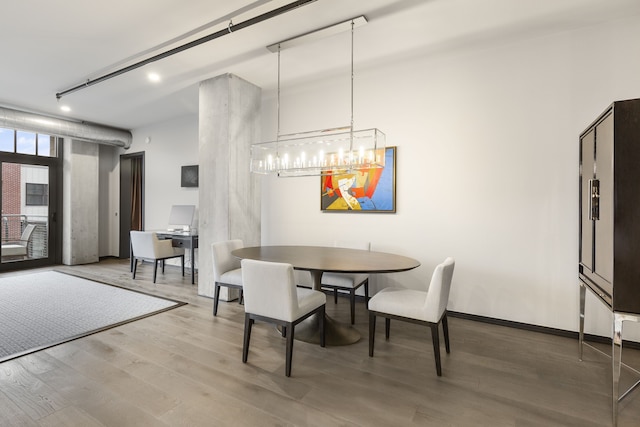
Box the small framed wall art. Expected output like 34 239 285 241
181 165 199 188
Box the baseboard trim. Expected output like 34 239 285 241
448 310 640 351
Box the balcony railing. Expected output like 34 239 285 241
1 214 48 259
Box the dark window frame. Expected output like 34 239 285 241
0 128 58 157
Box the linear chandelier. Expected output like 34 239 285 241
250 16 386 177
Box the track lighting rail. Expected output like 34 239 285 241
55 0 317 100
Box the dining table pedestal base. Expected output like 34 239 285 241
292 313 361 346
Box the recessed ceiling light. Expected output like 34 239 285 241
60 105 71 112
148 72 161 82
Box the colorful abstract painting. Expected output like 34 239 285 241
320 146 396 213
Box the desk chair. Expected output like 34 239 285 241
241 259 326 377
130 231 185 283
368 257 455 376
1 224 36 258
321 241 370 324
211 239 244 316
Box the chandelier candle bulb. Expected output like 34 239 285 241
249 128 386 176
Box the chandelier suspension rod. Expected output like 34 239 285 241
277 44 281 140
350 19 355 152
55 0 318 100
351 21 355 133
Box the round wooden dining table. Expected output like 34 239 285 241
231 245 421 345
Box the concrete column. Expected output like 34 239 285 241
198 73 261 298
62 139 99 265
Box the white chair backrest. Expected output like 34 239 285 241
423 257 455 322
130 231 159 258
241 259 298 321
211 239 243 281
334 240 370 251
20 224 36 244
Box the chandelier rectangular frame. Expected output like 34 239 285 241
251 15 386 177
250 127 386 177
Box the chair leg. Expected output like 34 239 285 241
239 289 244 305
385 318 391 340
442 313 450 354
153 260 159 283
213 283 221 316
430 323 442 376
369 311 376 357
364 280 370 307
242 313 253 363
333 288 338 304
161 260 165 274
349 289 356 324
181 255 185 277
132 258 138 279
285 322 295 377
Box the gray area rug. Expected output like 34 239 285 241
0 271 185 362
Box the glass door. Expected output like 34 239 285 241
0 129 59 269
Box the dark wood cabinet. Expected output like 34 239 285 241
579 98 640 313
578 98 640 426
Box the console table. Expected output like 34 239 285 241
129 231 198 284
157 231 198 284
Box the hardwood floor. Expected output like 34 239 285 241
1 258 639 426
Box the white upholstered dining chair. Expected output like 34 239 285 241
211 239 244 316
241 258 326 377
130 231 185 283
321 240 370 324
368 257 455 376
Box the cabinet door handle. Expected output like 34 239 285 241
589 179 600 221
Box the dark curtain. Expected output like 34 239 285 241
130 157 143 231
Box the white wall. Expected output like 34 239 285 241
20 164 48 218
130 115 200 232
112 14 640 340
101 115 199 263
258 14 640 340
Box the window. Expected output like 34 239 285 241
25 183 48 206
0 128 57 157
0 128 14 152
37 134 55 157
17 131 36 155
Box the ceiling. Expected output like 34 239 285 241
2 0 639 131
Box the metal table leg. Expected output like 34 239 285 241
612 313 640 427
578 283 640 426
579 282 586 361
